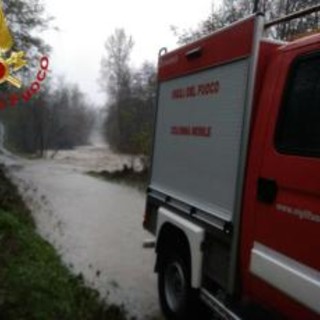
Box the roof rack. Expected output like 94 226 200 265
265 4 320 29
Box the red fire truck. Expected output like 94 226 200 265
143 5 320 320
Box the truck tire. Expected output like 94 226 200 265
158 251 196 320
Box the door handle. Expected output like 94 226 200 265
257 178 278 204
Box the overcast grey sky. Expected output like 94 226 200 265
43 0 216 106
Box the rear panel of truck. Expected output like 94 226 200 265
150 17 258 225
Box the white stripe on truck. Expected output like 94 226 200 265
250 242 320 314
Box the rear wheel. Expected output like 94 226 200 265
158 252 195 320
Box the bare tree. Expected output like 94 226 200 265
1 80 94 157
173 0 320 44
99 28 134 102
99 29 157 155
100 29 134 150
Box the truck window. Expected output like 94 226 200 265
275 52 320 158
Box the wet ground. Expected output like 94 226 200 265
0 134 159 319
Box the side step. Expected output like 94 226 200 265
200 289 242 320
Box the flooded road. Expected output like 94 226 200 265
1 140 160 319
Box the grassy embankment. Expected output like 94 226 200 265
0 165 129 320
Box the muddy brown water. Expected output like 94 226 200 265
1 143 160 320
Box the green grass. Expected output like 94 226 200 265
0 166 129 320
